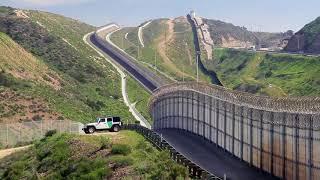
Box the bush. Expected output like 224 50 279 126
99 136 110 150
134 121 141 125
32 114 42 121
86 99 106 111
111 144 131 155
45 130 57 137
136 140 154 153
111 156 134 168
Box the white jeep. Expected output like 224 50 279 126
83 117 122 134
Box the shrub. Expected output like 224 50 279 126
111 156 134 168
45 130 57 137
57 116 64 120
111 144 131 155
86 99 106 111
99 136 110 150
32 114 42 121
134 121 141 125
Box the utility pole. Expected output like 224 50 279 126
196 51 199 83
164 29 167 56
154 50 157 70
121 34 124 49
182 65 185 82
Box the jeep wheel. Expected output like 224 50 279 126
88 127 95 134
112 125 120 132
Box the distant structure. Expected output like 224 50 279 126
190 10 196 19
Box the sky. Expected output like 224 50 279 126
1 0 320 32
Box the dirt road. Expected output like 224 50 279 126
156 20 193 79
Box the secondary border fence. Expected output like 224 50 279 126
0 120 83 148
122 124 222 180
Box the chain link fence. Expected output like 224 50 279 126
0 120 84 148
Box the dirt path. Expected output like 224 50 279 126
156 20 193 79
0 145 31 159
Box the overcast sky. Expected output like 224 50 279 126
1 0 320 32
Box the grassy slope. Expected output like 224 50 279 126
299 17 320 48
126 77 152 123
0 131 188 179
0 32 65 122
205 48 320 97
111 18 210 82
0 32 54 85
0 7 135 123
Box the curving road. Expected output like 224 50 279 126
157 129 279 180
89 24 168 92
84 32 151 128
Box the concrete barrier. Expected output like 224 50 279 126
149 82 320 180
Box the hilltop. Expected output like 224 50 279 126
285 16 320 53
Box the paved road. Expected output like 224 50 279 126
84 32 151 128
89 33 158 92
157 129 279 180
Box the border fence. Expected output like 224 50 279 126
149 82 320 180
0 120 83 148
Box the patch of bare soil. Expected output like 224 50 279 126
155 19 192 78
221 34 254 48
14 10 29 19
0 145 31 159
0 88 63 123
68 138 111 160
108 167 135 180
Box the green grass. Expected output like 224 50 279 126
126 76 152 123
0 7 136 123
111 18 211 83
300 16 320 46
205 48 320 96
0 131 188 179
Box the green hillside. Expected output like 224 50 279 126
0 7 136 123
110 17 210 82
285 16 320 53
0 131 187 179
204 48 320 97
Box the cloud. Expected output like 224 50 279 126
14 0 94 6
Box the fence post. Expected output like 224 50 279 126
19 122 21 144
